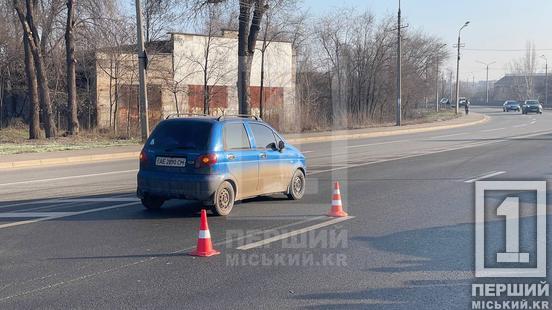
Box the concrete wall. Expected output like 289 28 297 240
93 32 297 133
171 32 296 131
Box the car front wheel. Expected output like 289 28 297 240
211 181 235 216
287 169 306 200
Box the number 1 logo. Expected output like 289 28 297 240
475 181 547 278
496 197 530 263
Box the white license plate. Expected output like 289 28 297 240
155 156 186 167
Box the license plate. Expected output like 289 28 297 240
155 156 186 167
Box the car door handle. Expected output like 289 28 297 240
259 153 267 159
227 154 236 160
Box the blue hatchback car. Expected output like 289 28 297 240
137 114 307 215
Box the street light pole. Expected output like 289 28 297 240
135 0 149 142
477 61 496 104
435 44 447 112
455 21 469 115
541 55 548 106
396 0 402 126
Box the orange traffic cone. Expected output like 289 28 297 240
189 209 220 257
328 181 348 217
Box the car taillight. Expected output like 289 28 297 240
196 154 217 168
139 150 147 162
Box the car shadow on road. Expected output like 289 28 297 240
292 216 551 309
0 191 301 221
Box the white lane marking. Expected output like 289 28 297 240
237 216 355 250
55 198 139 203
302 151 314 154
531 120 537 124
0 215 326 302
0 200 71 210
306 127 552 176
482 127 505 133
430 132 468 139
0 212 75 218
0 197 137 211
0 170 138 187
464 171 506 183
513 124 528 128
307 141 489 176
0 202 139 229
347 140 407 149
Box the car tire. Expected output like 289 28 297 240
142 195 164 210
287 169 306 200
211 181 235 216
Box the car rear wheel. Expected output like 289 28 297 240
142 195 165 210
211 181 235 216
287 169 306 200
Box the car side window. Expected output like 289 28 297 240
223 123 251 150
250 124 277 150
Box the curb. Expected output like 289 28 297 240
0 152 139 170
0 114 488 171
287 113 489 144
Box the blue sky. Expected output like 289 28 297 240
302 0 552 81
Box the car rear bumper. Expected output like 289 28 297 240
137 170 224 201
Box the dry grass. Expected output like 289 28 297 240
0 121 139 155
0 110 459 155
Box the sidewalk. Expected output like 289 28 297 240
0 113 487 170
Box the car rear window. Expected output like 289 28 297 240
148 120 212 150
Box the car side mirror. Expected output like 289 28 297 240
278 140 285 151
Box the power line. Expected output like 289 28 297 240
463 48 552 52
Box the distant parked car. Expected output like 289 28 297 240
503 100 521 112
522 100 543 114
440 98 450 106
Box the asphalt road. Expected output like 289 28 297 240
1 106 551 309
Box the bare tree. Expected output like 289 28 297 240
23 34 40 138
65 0 79 134
143 0 184 42
257 0 303 118
508 41 537 99
13 0 57 138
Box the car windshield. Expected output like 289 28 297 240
526 101 539 105
148 120 212 150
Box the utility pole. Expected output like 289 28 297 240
435 44 446 112
477 61 496 105
455 21 470 114
396 0 402 126
135 0 149 141
541 55 548 106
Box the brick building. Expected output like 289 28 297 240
92 30 297 134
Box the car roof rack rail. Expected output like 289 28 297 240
165 113 208 119
216 114 261 121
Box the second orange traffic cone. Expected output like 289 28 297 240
189 209 220 257
328 181 348 217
